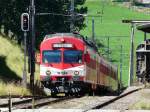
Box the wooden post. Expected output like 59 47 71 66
8 93 12 112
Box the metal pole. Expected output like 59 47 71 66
144 32 147 41
30 0 35 109
22 31 27 88
70 0 74 32
120 45 123 88
107 36 110 60
92 18 95 42
101 0 104 23
129 23 135 86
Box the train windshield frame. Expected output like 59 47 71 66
42 50 61 63
64 50 83 63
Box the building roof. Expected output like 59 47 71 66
137 24 150 33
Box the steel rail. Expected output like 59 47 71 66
0 96 52 107
82 86 143 112
0 95 76 110
18 96 75 109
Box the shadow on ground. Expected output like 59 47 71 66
0 56 21 82
0 56 46 96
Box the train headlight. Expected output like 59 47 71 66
46 70 51 76
74 71 79 75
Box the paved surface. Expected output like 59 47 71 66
0 109 150 112
42 96 116 109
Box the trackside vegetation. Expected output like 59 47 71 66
129 88 150 109
0 81 31 96
0 35 40 95
80 0 150 86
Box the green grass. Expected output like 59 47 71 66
0 81 31 96
0 35 40 95
130 100 150 110
129 89 150 110
129 89 150 109
0 36 24 79
81 0 150 86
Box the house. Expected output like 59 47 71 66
135 0 150 4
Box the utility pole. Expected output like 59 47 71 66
100 0 105 23
70 0 74 32
144 32 147 41
107 36 110 60
120 45 123 88
129 23 135 86
22 31 27 88
92 18 95 42
29 0 35 108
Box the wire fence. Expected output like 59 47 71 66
95 35 130 86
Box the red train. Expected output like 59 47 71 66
39 33 119 95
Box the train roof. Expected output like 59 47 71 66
137 24 150 33
43 33 98 51
44 33 83 39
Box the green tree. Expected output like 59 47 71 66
35 0 87 47
0 0 87 47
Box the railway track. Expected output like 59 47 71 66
83 86 143 111
0 86 144 111
38 86 144 110
0 95 76 110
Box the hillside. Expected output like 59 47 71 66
80 0 150 86
0 35 40 95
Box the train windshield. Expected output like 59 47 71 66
42 50 61 63
64 50 82 63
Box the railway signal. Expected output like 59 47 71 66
21 13 29 32
21 13 29 88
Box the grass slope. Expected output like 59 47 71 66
0 35 40 95
81 0 150 86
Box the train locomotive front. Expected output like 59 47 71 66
40 33 86 95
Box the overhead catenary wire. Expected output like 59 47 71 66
36 12 72 16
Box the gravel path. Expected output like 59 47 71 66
1 86 149 111
101 90 141 110
41 86 147 110
101 88 150 110
42 96 116 109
